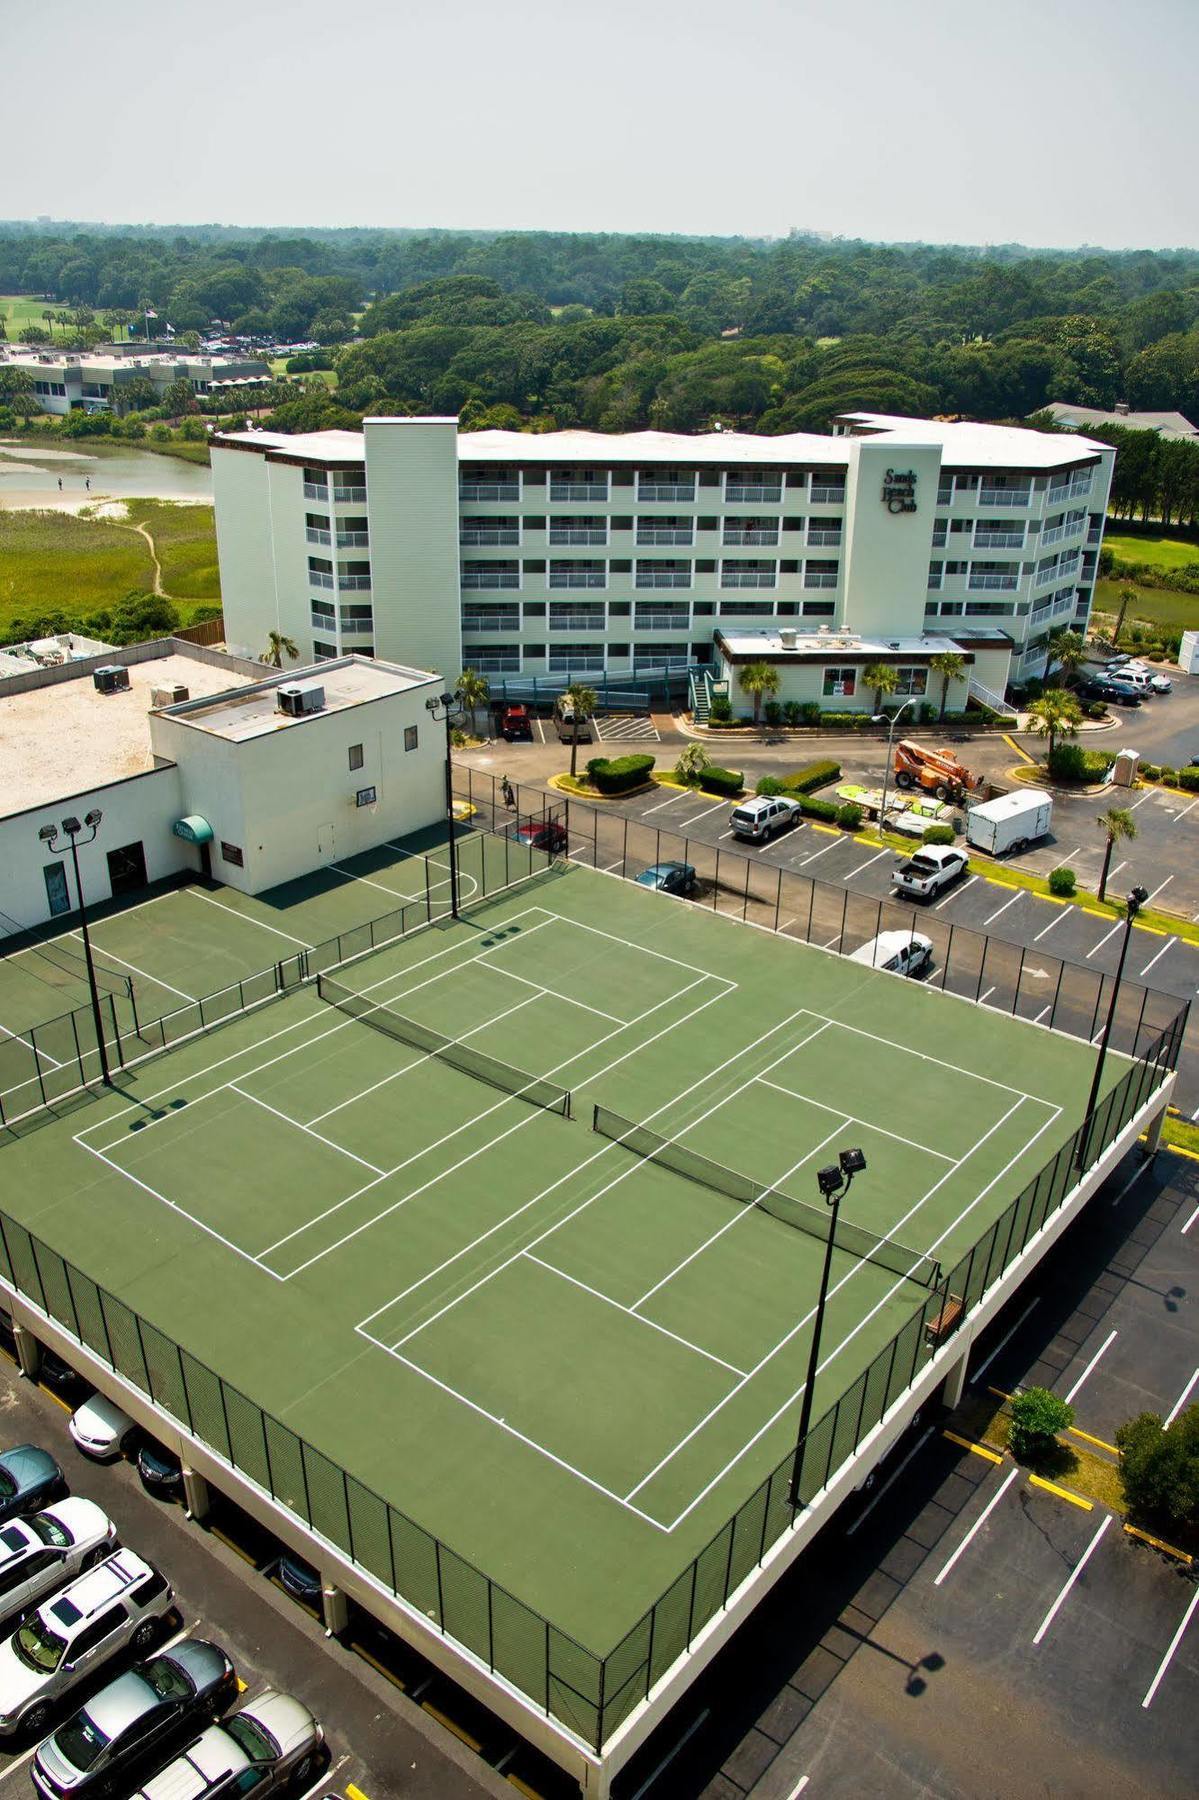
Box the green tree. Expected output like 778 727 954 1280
455 667 490 738
1117 1406 1199 1531
41 308 56 339
18 326 49 346
739 660 780 726
1048 629 1087 688
262 631 299 668
1027 688 1082 759
161 377 197 417
1113 587 1137 647
1096 806 1137 902
674 743 709 784
561 681 598 779
862 662 899 714
929 651 966 722
0 367 40 421
1009 1387 1074 1461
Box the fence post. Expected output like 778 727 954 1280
773 866 782 933
685 1559 699 1646
742 855 750 921
1049 959 1064 1030
544 1618 551 1712
1013 946 1026 1015
59 1259 82 1340
837 885 848 952
343 1469 356 1562
132 1314 151 1395
1088 974 1106 1044
435 1540 446 1632
805 875 815 943
974 937 988 1001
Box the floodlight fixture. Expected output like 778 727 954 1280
839 1147 867 1176
816 1164 843 1198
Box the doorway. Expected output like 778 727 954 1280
42 862 70 918
106 841 148 898
317 823 336 861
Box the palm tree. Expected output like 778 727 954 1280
1096 806 1136 902
1048 629 1086 689
862 662 899 714
561 681 598 779
262 631 299 668
1027 688 1082 761
41 309 56 340
1112 587 1136 649
929 651 966 722
674 743 709 784
739 660 780 726
455 668 490 739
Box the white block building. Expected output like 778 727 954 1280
211 411 1113 706
0 345 270 415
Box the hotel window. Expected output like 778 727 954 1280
894 668 929 697
404 725 419 752
822 666 857 697
348 744 364 771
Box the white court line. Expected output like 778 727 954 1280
68 933 195 1001
1032 1513 1112 1645
971 1296 1039 1387
328 861 424 902
755 1076 957 1161
1086 922 1123 960
480 956 624 1023
983 891 1023 927
185 886 314 948
934 873 979 911
1163 1366 1199 1428
806 1012 1052 1104
934 1467 1020 1586
1142 1583 1199 1709
1033 909 1068 942
0 1019 64 1068
1063 1328 1117 1404
83 1139 286 1282
229 1082 385 1175
845 1425 936 1537
524 1253 748 1378
1181 1202 1199 1236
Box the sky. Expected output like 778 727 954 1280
2 0 1196 250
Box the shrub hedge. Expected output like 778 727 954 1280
780 760 841 795
585 753 656 794
836 802 863 829
922 824 956 845
1048 743 1112 783
1048 866 1077 896
1178 767 1199 792
698 764 743 796
793 793 839 822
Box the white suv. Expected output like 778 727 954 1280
0 1500 116 1632
0 1549 172 1740
730 795 803 841
893 845 968 900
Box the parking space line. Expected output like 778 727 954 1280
1064 1328 1118 1404
933 1466 1019 1586
1140 938 1176 977
972 1297 1039 1386
800 838 846 866
1032 1513 1112 1644
1142 1584 1199 1709
846 1425 936 1536
1129 790 1156 810
1034 909 1067 941
1173 799 1199 824
1181 1201 1199 1236
1086 922 1123 959
641 790 690 815
1164 1366 1199 1427
1147 875 1174 904
853 848 892 876
934 874 979 910
983 890 1023 927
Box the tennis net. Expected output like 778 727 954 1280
592 1104 941 1288
316 975 571 1118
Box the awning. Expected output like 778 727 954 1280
173 815 214 845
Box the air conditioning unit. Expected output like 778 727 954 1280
277 682 325 717
779 627 798 649
150 683 189 708
93 665 130 694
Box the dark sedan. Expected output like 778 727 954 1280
135 1439 183 1498
33 1639 237 1797
0 1446 62 1523
634 862 698 897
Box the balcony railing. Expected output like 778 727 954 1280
1035 565 1059 588
459 482 519 502
722 528 778 546
548 570 606 588
637 483 696 502
549 482 608 501
936 489 953 506
931 530 947 547
807 528 842 547
974 530 1024 549
634 609 689 630
332 486 366 505
308 570 335 590
637 527 694 545
461 611 518 633
978 488 1031 508
340 612 374 633
338 574 372 591
549 527 607 545
721 569 777 588
803 571 838 589
302 482 329 500
1041 525 1066 548
968 572 1019 591
462 569 520 589
305 527 331 546
927 572 943 591
635 569 692 588
548 614 605 630
461 527 519 546
809 485 846 504
548 652 605 673
310 609 335 630
725 482 782 503
336 531 370 549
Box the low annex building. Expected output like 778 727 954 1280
713 624 1014 714
0 643 443 930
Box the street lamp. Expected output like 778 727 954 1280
426 692 462 920
872 697 918 827
788 1147 867 1509
1077 884 1150 1169
37 811 112 1087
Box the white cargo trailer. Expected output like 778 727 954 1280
966 789 1053 856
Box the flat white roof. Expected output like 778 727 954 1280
215 428 367 464
839 412 1108 469
456 427 852 466
716 628 985 659
164 655 437 742
0 653 256 819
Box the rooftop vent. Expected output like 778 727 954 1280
150 683 189 708
779 627 798 649
277 682 325 718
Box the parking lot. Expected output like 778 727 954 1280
612 1147 1199 1800
0 1356 554 1800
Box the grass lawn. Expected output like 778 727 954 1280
124 500 221 600
0 295 61 337
1105 530 1199 572
0 509 152 629
268 359 338 389
1094 576 1198 636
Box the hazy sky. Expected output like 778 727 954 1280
3 0 1195 249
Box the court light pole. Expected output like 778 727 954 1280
788 1147 867 1509
1077 883 1149 1169
37 811 112 1087
872 697 917 826
426 692 462 920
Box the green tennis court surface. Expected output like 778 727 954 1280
0 855 1143 1678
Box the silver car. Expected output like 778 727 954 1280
0 1501 115 1631
132 1691 324 1798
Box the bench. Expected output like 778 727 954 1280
925 1293 965 1348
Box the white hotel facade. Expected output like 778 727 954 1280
211 411 1113 710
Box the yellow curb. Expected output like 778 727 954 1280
1068 1426 1120 1455
943 1429 1004 1464
1123 1523 1193 1565
987 1385 1012 1402
809 822 840 836
1162 1143 1199 1164
1004 733 1035 765
1028 1474 1093 1510
347 1787 373 1800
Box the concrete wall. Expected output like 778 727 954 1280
211 448 281 662
363 418 463 683
843 440 944 638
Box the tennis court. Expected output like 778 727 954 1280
0 846 1174 1744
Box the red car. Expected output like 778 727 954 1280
500 705 533 741
511 818 568 852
